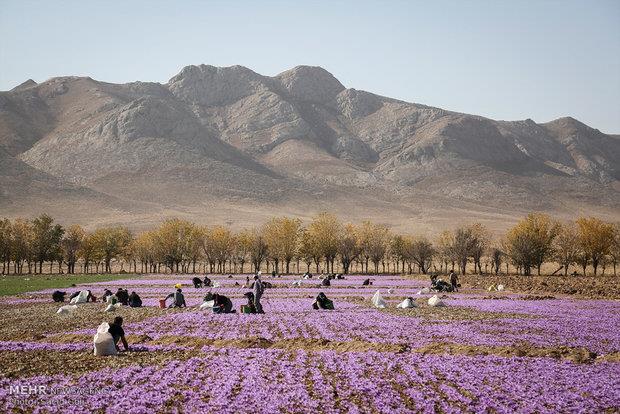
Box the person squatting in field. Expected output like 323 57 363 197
166 288 187 308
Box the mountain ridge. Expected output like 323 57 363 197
1 64 618 233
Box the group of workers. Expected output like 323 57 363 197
53 288 143 307
429 271 460 292
61 270 466 355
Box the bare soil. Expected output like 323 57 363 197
0 349 197 378
456 274 620 299
412 342 603 364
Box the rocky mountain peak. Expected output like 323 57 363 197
10 79 37 92
275 65 345 104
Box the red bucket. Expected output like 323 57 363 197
159 299 167 309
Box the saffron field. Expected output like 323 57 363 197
0 274 619 413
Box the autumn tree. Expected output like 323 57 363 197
233 229 253 274
31 214 64 274
407 236 435 274
298 228 321 273
390 234 407 274
152 219 196 273
306 213 341 273
210 225 235 273
610 223 620 276
248 229 268 273
364 222 389 274
469 223 490 274
505 213 559 275
263 216 302 274
10 219 33 274
436 230 456 273
553 222 580 276
134 231 157 273
61 224 85 274
451 227 477 275
576 217 615 276
489 244 504 275
339 223 360 274
91 227 132 273
0 219 11 274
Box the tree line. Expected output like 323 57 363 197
0 213 619 276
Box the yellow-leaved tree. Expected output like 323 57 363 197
576 217 615 275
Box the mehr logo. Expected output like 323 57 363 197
9 385 48 395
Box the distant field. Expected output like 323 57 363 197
0 274 138 296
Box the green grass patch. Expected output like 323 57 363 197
0 273 139 296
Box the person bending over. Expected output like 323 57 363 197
128 291 142 307
52 291 66 302
166 288 187 308
108 316 129 352
312 292 334 310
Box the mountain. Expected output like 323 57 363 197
1 64 618 234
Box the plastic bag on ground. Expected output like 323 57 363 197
387 288 394 294
428 295 445 307
199 300 215 310
371 290 387 309
397 298 416 309
497 284 505 291
417 287 430 295
70 290 89 304
292 280 302 287
487 284 497 292
104 303 121 312
212 281 221 288
56 305 78 315
93 322 117 356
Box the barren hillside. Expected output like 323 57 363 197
1 65 618 234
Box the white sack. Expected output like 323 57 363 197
397 298 416 309
70 290 89 304
371 290 387 309
428 295 445 307
199 300 215 310
93 322 117 356
104 303 120 312
56 305 78 315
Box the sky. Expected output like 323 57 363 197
1 0 619 133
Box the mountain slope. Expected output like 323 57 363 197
0 65 618 233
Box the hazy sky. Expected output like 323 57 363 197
1 0 619 132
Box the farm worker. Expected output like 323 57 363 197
321 278 331 287
128 292 142 308
362 278 371 286
116 288 129 306
192 277 203 288
108 316 129 352
69 290 96 303
253 273 265 314
312 292 334 310
212 293 235 314
449 271 459 292
101 289 113 302
243 292 257 314
52 291 66 302
166 289 187 308
203 276 212 287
